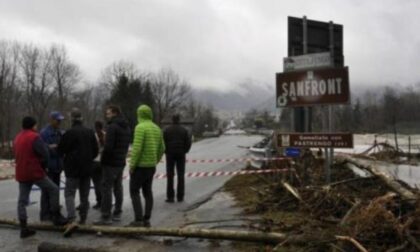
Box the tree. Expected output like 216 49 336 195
151 68 192 125
50 44 81 111
0 41 22 153
20 44 55 127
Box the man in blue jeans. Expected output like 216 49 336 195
40 111 65 221
14 116 68 238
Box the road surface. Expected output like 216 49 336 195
0 134 262 252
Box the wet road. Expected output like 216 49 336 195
0 134 262 251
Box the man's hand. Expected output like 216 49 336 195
129 168 135 175
49 144 58 149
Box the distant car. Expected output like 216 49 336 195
203 131 220 138
224 129 246 135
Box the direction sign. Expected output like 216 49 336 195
277 133 353 148
284 52 332 72
276 66 349 107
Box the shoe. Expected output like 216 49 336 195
40 215 51 222
127 221 144 227
52 213 69 226
177 198 184 202
93 217 112 225
112 212 122 222
19 219 37 239
143 220 151 228
79 216 86 225
165 199 175 203
20 228 36 238
76 205 80 211
92 203 101 210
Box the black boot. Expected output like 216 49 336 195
20 220 36 239
52 212 69 226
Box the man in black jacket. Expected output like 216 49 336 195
95 105 131 225
164 114 192 203
58 109 99 224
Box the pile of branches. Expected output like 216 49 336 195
245 156 420 251
356 141 420 165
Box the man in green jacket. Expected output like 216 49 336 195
129 105 165 227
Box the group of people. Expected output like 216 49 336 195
13 104 192 238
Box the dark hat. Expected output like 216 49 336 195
50 111 65 121
70 108 83 121
22 116 37 129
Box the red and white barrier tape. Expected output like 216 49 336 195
185 157 288 164
153 168 288 179
0 157 289 169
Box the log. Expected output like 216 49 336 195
0 218 287 244
335 235 368 252
337 156 417 201
339 200 362 226
38 242 106 252
281 182 303 202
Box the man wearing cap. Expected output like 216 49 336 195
58 109 98 224
39 111 65 221
14 116 68 238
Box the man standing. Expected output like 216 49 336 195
91 121 105 210
40 111 65 221
163 114 191 203
129 105 165 227
14 117 68 238
95 105 131 225
58 109 98 224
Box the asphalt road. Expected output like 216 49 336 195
0 134 262 251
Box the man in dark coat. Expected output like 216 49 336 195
163 114 192 203
14 116 68 238
58 109 99 224
40 111 65 221
95 105 131 225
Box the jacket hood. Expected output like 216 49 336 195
137 105 153 122
110 115 129 128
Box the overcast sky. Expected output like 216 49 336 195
0 0 419 91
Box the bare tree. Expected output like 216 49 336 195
151 68 192 125
20 44 55 126
50 44 81 111
0 41 23 151
100 60 140 90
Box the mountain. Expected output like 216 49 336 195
193 81 276 112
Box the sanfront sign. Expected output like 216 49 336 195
283 52 332 72
277 133 353 148
276 66 349 107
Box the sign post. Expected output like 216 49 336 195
281 16 349 184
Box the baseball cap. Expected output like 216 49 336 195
50 111 65 121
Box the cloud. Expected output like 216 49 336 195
0 0 419 91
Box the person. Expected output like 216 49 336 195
91 121 105 210
14 116 68 238
163 114 191 203
39 111 65 221
128 105 165 227
58 109 98 224
94 105 131 225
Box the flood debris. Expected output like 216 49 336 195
224 154 420 251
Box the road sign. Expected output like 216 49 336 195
276 66 349 107
277 133 353 148
285 147 301 158
288 16 343 67
284 52 332 72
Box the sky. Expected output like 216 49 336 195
0 0 419 92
